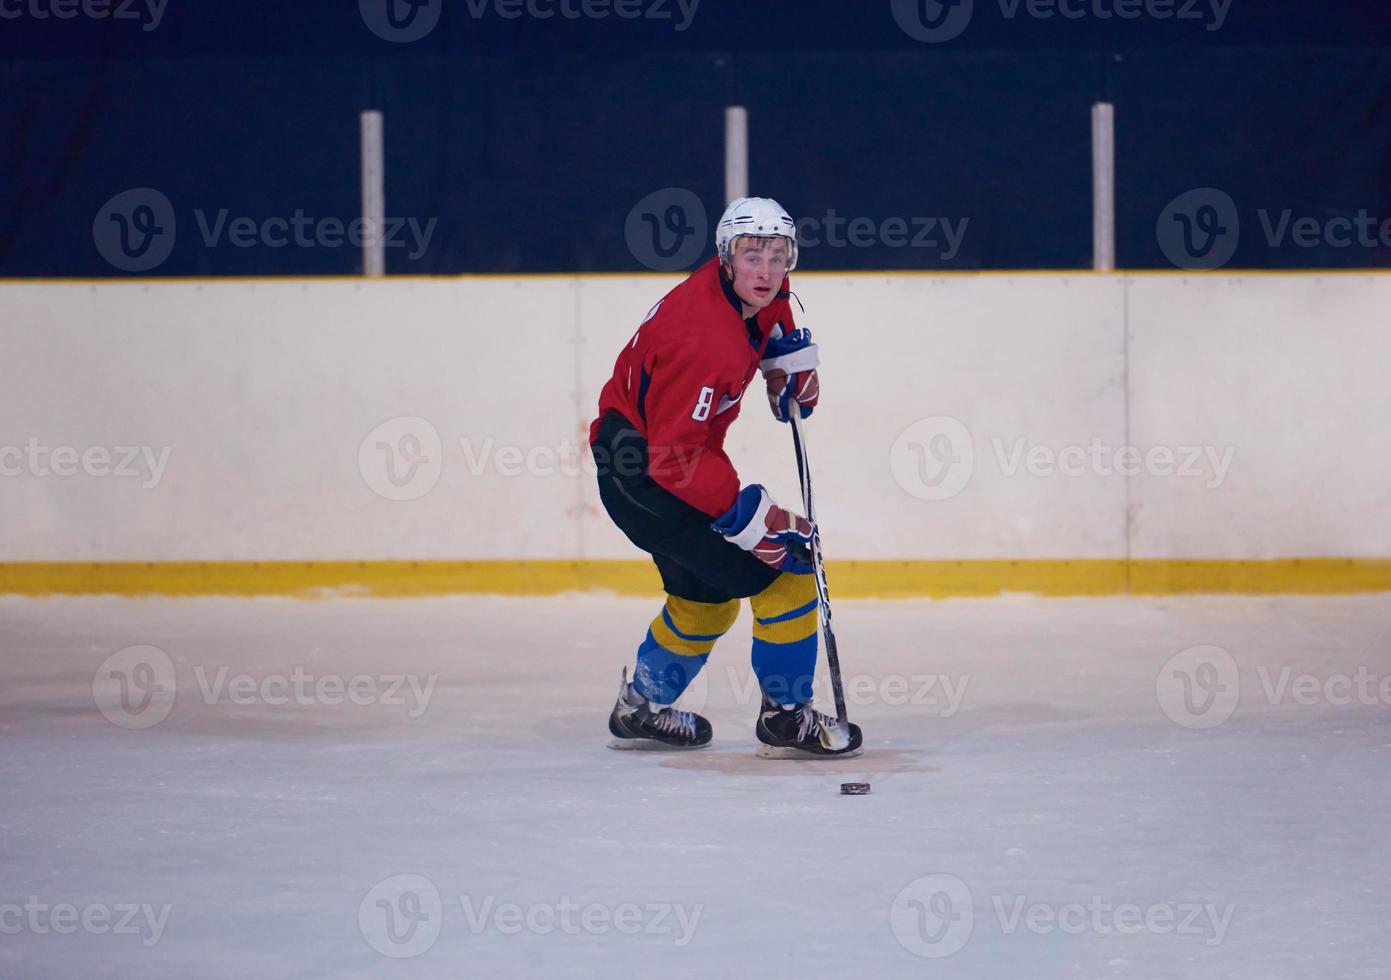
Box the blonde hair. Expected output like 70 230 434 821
729 236 792 260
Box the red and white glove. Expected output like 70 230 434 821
711 485 816 575
762 326 820 422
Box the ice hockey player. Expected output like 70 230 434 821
589 196 863 758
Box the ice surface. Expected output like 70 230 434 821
2 593 1389 979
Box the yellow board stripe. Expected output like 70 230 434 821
0 560 1389 598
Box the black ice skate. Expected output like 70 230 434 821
607 668 712 750
755 692 863 759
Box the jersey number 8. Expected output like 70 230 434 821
691 386 715 422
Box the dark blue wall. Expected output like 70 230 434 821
3 1 1389 274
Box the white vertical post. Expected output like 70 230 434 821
1091 101 1115 272
360 109 385 277
725 105 748 204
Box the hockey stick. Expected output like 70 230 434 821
789 410 849 728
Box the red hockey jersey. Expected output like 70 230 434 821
589 257 799 517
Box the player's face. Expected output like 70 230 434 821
728 237 791 311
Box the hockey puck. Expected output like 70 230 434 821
840 782 871 795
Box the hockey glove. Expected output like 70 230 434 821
761 326 820 422
712 484 815 575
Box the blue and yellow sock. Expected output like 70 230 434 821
632 595 739 704
749 572 820 705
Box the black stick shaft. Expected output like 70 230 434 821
789 412 849 726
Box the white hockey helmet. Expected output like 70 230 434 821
716 197 798 271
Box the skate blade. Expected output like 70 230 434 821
755 743 864 760
607 736 709 752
